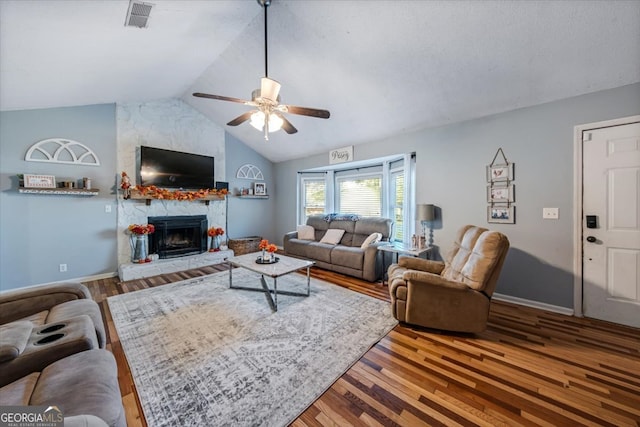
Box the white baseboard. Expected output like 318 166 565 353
45 271 119 286
493 293 574 316
1 272 119 294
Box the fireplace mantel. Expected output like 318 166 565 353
126 189 226 206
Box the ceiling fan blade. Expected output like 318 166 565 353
282 105 331 119
193 92 252 105
227 111 255 126
277 113 298 134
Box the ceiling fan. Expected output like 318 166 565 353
193 0 330 141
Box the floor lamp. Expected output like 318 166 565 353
417 204 435 248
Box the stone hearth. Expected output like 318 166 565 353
119 250 233 281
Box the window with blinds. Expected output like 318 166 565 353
336 175 382 216
302 178 326 220
297 154 415 244
390 169 405 241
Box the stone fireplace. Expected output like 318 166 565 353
148 215 208 259
117 201 231 281
116 99 228 280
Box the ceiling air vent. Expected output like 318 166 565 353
125 1 154 28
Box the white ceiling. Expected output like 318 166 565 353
2 0 639 162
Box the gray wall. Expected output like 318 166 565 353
0 101 276 291
274 83 640 309
225 133 277 243
2 84 637 303
1 104 117 290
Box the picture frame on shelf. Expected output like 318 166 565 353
487 184 515 203
488 205 515 224
254 182 266 195
23 174 56 188
486 163 513 182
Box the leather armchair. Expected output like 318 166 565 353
387 225 510 333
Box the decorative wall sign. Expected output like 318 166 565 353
236 164 264 180
25 138 100 166
23 174 56 188
329 146 353 164
487 148 515 224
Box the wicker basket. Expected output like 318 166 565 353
228 236 263 255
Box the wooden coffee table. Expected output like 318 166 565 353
227 252 315 312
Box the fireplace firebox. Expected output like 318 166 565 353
148 215 207 259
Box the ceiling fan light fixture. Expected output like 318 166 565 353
250 111 283 133
260 78 281 102
192 0 329 139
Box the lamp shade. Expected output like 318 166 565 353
417 204 435 221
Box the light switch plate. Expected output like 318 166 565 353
543 207 559 219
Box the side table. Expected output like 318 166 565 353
378 242 432 285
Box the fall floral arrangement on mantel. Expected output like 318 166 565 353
131 185 229 201
208 227 225 252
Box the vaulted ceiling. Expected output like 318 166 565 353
1 1 639 162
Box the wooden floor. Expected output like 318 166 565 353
84 265 640 427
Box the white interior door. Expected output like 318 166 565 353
582 122 640 328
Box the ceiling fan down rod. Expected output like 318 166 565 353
259 0 271 78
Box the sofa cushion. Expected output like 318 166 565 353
331 246 364 269
296 225 315 240
0 372 40 405
21 310 50 327
47 299 106 348
329 220 357 246
305 242 334 263
0 315 99 387
320 229 345 245
353 217 393 245
360 232 382 249
307 215 329 241
0 282 91 325
31 349 125 427
285 238 313 258
65 415 110 427
0 321 32 362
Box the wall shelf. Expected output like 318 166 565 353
18 187 99 196
236 195 269 200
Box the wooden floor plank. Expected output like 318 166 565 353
82 264 640 426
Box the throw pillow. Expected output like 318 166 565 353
319 229 345 245
296 225 315 240
360 232 382 249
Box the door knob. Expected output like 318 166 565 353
586 236 597 243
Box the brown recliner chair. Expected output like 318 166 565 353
387 225 510 333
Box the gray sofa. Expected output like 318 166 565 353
0 282 125 427
283 214 393 282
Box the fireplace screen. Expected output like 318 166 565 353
148 215 207 259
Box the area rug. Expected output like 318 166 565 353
108 269 397 426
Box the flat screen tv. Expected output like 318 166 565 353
140 146 215 189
